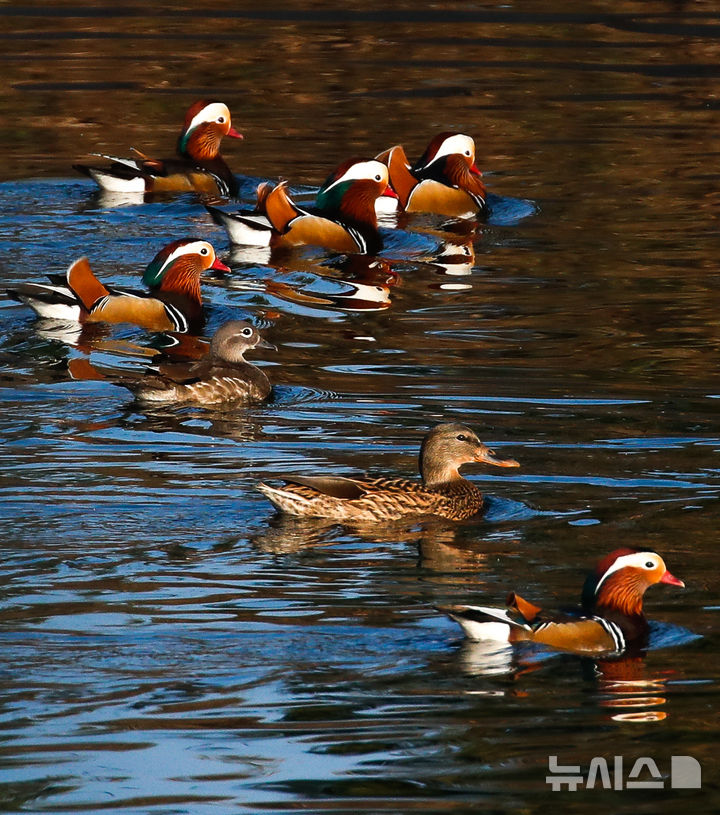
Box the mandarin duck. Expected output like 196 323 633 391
256 422 519 521
6 239 229 333
111 320 274 404
440 548 685 656
206 158 392 254
376 132 487 217
74 100 243 197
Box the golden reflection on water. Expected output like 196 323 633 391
595 659 670 722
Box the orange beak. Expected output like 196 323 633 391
660 570 685 588
474 448 520 468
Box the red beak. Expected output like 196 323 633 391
469 162 482 176
660 570 685 588
210 257 231 273
382 186 399 199
226 127 244 140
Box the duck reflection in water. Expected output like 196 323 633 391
442 547 694 720
212 253 399 314
249 512 485 556
454 639 674 721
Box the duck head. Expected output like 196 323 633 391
315 158 390 226
177 100 243 161
418 422 519 487
209 320 275 363
582 548 684 618
413 132 481 178
142 239 230 303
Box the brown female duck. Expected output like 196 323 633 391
256 423 519 521
114 320 274 405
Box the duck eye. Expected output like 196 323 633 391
645 560 655 569
241 327 253 337
375 174 382 181
465 150 471 156
456 434 467 442
217 116 226 124
200 247 209 255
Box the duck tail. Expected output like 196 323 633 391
256 482 313 515
438 604 531 642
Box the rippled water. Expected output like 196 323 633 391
1 2 719 813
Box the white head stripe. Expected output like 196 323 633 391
160 241 213 270
425 134 475 166
594 551 661 594
323 160 388 194
186 102 231 135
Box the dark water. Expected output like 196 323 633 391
1 2 719 813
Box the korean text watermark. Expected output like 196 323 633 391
546 755 701 791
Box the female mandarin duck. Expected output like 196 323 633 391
113 320 274 405
73 100 243 197
6 239 229 333
206 158 392 254
256 423 519 521
376 132 487 217
440 548 685 656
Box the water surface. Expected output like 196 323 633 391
1 2 718 813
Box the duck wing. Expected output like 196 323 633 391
283 475 375 500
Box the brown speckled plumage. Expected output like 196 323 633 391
117 320 273 405
256 423 519 522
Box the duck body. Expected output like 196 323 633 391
377 133 487 217
257 474 486 522
207 158 390 254
74 100 242 197
5 239 229 333
257 422 519 522
116 321 273 404
440 548 685 656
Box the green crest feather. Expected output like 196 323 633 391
142 255 169 288
315 180 351 214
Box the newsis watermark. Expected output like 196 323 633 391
546 755 701 791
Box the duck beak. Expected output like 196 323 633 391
382 186 399 199
210 257 231 273
474 448 520 468
660 570 685 587
469 162 482 176
227 127 244 140
256 338 276 351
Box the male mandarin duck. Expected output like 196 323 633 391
206 158 392 254
6 239 229 333
73 100 243 197
376 132 487 217
112 320 274 405
440 548 685 656
256 422 519 521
